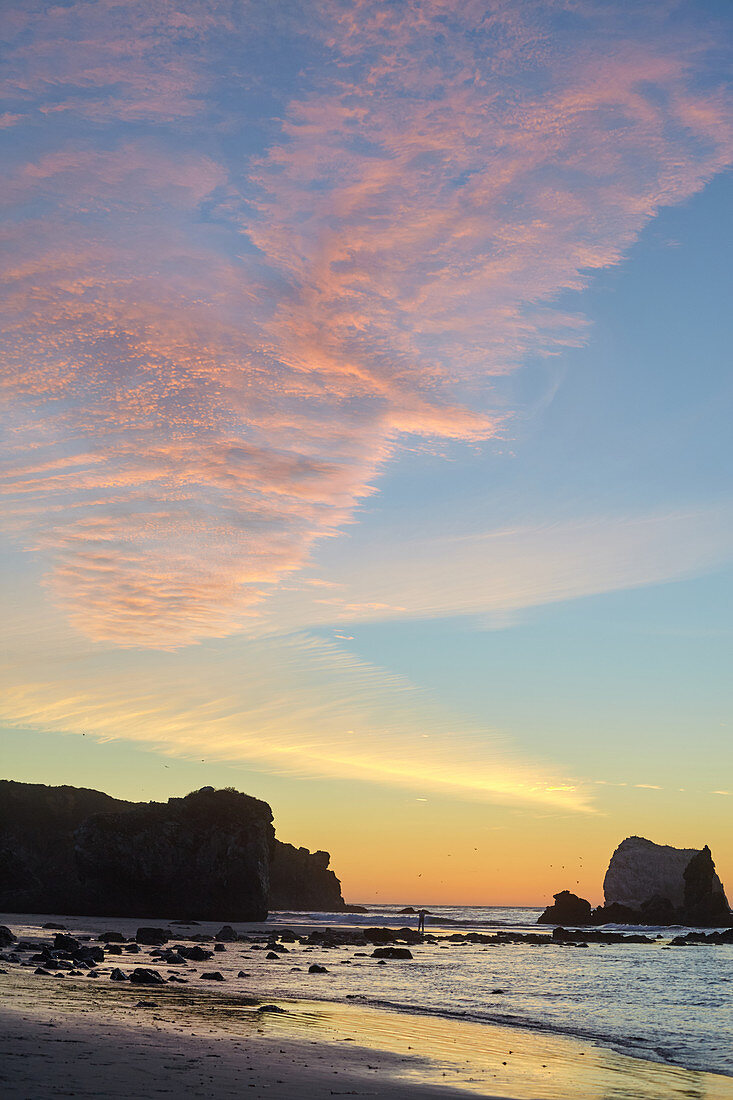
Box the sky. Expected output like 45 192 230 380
1 0 732 906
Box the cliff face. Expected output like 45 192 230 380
75 788 274 920
0 781 273 920
603 836 727 911
269 842 345 911
0 780 133 913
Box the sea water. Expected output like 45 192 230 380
272 904 733 1078
4 904 732 1080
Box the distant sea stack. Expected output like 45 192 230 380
539 835 731 927
0 780 345 920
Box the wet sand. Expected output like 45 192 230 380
2 968 732 1099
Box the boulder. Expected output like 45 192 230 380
372 947 413 959
0 926 16 948
215 925 238 942
54 934 81 953
129 968 165 984
537 891 593 925
136 928 169 946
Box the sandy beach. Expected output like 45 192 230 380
2 965 732 1100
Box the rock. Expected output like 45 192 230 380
257 1004 286 1013
540 837 731 928
600 837 730 926
683 846 731 926
129 967 165 984
213 944 226 952
269 842 345 911
0 782 272 921
136 928 169 946
99 931 127 943
177 945 213 961
343 904 368 913
371 947 413 959
363 927 423 945
110 968 128 981
308 963 328 973
215 925 238 942
592 901 640 924
0 926 16 948
265 951 280 960
43 922 66 930
34 967 51 975
399 907 416 914
200 971 225 981
54 934 81 953
0 780 347 921
537 891 593 925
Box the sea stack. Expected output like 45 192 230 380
604 836 730 925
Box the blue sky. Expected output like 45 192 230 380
1 0 731 902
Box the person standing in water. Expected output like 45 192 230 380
417 908 427 934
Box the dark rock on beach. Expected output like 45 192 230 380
129 968 165 985
0 926 17 948
136 928 169 946
372 947 414 959
215 925 238 942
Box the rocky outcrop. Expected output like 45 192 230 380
537 890 593 925
0 781 272 920
603 837 729 926
269 842 345 911
0 780 132 914
74 787 273 921
604 837 726 910
538 836 731 928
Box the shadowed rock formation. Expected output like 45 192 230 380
74 787 273 920
268 842 345 911
537 890 593 925
0 780 344 920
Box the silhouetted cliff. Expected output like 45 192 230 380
269 841 345 911
0 781 276 920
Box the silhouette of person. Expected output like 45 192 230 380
417 908 427 934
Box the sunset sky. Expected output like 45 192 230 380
2 0 732 905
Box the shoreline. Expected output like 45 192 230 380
2 969 732 1099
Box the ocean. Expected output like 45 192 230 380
4 904 732 1081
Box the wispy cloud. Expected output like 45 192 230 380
0 586 591 810
1 1 732 646
264 505 733 630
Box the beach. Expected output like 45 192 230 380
2 910 732 1099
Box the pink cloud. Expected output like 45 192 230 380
1 1 732 646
